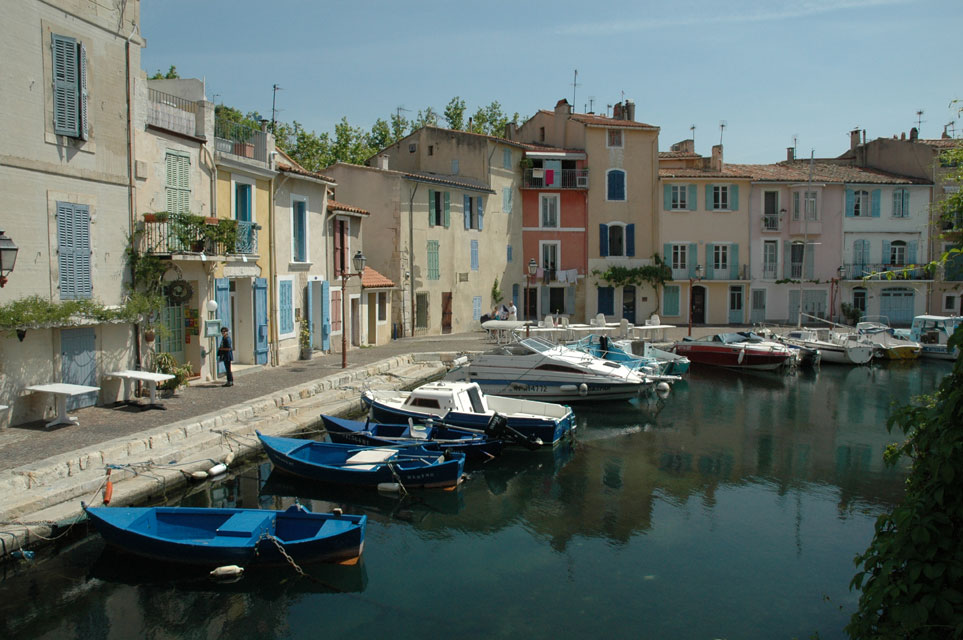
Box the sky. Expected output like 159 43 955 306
140 0 962 165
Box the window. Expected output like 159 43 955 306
427 145 434 156
713 244 729 272
377 291 387 322
427 240 440 280
765 191 779 217
672 244 688 270
853 190 869 217
539 127 545 142
763 241 778 279
507 244 513 263
503 187 512 213
540 194 559 228
470 239 479 271
429 190 449 228
944 294 958 312
608 224 625 257
890 240 906 266
451 159 459 174
57 201 92 300
165 152 191 214
607 129 623 148
853 288 867 314
893 189 909 218
278 277 295 338
597 286 615 315
549 287 565 315
671 185 688 210
234 181 252 222
415 292 429 328
790 242 805 278
713 185 729 210
464 195 484 230
804 192 817 220
291 197 307 262
541 242 559 271
729 286 744 312
606 170 626 201
503 149 512 169
51 33 88 139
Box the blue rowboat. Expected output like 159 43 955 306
83 504 365 566
258 432 465 489
320 414 505 460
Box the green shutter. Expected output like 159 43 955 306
845 189 854 217
706 184 714 210
443 192 450 228
903 189 911 216
882 240 891 265
79 42 88 140
57 202 92 299
688 243 697 277
730 185 739 210
784 241 792 278
663 184 672 210
52 34 79 137
730 244 740 279
871 189 881 217
688 184 697 210
663 243 672 269
804 244 814 278
705 243 715 279
463 195 471 229
477 196 484 230
599 224 609 257
428 189 435 228
664 285 680 316
503 187 512 213
907 241 917 264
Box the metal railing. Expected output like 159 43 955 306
522 168 589 189
235 221 258 254
147 88 198 137
214 119 268 163
841 263 932 281
761 215 780 231
140 216 258 256
762 265 778 279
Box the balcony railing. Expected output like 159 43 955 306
522 168 589 189
841 263 932 281
214 119 268 163
140 215 259 257
147 88 198 137
763 265 778 279
761 215 781 231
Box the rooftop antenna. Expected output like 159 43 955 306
588 96 596 113
690 124 696 146
271 83 283 134
916 109 924 131
792 134 798 158
606 104 613 117
719 120 727 146
571 69 579 107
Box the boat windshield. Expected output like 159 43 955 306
717 333 748 344
520 338 555 353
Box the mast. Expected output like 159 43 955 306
797 151 815 328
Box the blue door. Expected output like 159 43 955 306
310 280 331 350
215 278 231 373
728 286 744 324
61 327 97 410
254 277 268 364
880 287 915 326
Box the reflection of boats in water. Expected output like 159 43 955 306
477 440 576 496
260 470 465 520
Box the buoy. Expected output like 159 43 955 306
579 383 589 397
209 565 244 581
559 384 577 394
12 550 35 560
191 470 209 481
656 382 671 399
377 482 402 493
738 348 746 364
333 508 343 517
207 463 227 477
224 452 236 466
103 469 113 505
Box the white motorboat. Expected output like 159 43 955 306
855 319 921 360
896 315 962 360
780 328 874 365
446 337 653 401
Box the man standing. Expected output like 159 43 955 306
507 300 518 321
218 326 234 387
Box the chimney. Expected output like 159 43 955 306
613 102 623 120
554 98 571 117
670 139 694 153
910 127 918 141
901 132 906 140
504 122 517 140
711 144 723 171
375 154 389 170
624 99 635 122
787 147 795 162
850 128 862 151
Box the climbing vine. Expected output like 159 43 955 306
846 326 963 638
592 254 672 311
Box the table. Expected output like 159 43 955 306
630 324 676 342
25 383 101 428
107 370 176 408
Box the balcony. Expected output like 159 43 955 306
762 265 778 279
140 214 259 257
840 263 932 281
761 215 781 232
147 88 198 137
522 168 589 189
214 119 269 164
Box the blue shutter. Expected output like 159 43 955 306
845 189 855 217
871 189 881 217
705 243 715 279
903 189 911 216
471 239 479 271
280 280 294 335
626 224 635 257
512 283 519 308
507 244 513 263
907 241 917 264
472 296 481 321
79 42 88 140
215 278 231 373
58 202 92 300
607 170 625 200
730 185 739 210
599 224 609 257
428 189 435 227
664 285 680 316
688 243 697 277
945 245 963 281
706 185 714 210
598 287 614 316
503 187 512 213
320 280 331 350
784 241 792 278
663 184 672 210
503 149 512 169
444 192 450 228
254 277 269 363
882 240 891 265
565 285 575 315
306 281 314 347
804 245 814 279
477 196 484 230
52 34 79 137
688 185 697 211
540 285 551 316
663 243 672 268
463 195 471 229
730 244 740 279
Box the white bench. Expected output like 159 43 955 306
25 383 101 428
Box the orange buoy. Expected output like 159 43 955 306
103 469 113 505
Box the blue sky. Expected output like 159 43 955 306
141 0 961 164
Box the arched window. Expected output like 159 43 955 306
890 240 906 266
606 169 626 201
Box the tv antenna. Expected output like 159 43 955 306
271 84 283 134
719 120 727 146
690 124 696 146
916 109 924 131
571 69 580 107
588 96 596 113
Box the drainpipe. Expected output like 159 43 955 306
407 181 419 337
125 25 141 374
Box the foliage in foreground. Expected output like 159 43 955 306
847 328 963 638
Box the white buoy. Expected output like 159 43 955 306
208 463 228 477
191 470 209 480
377 482 402 493
656 382 671 399
210 565 244 581
578 383 589 397
224 452 236 466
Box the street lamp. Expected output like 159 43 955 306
0 230 19 288
342 250 367 369
525 258 537 337
687 264 704 337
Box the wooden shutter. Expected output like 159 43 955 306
477 197 484 230
166 152 191 213
444 192 450 228
428 189 436 227
607 170 625 200
664 285 680 316
599 224 609 257
688 185 697 211
52 34 79 137
58 202 91 299
626 224 635 257
871 189 881 217
79 42 88 140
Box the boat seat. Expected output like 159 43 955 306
409 425 429 439
216 512 273 538
345 448 397 465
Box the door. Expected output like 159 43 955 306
728 286 744 324
880 287 915 326
310 280 330 350
441 292 453 334
691 285 706 324
61 327 98 410
253 277 268 364
622 285 636 323
158 302 185 364
214 278 231 374
750 289 766 324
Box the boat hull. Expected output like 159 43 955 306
320 414 504 460
84 505 365 566
673 343 791 371
259 433 465 489
463 376 646 402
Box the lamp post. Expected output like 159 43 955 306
525 258 537 337
687 264 704 337
0 230 19 288
342 250 367 369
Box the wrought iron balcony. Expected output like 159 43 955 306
147 88 198 137
214 118 269 163
761 215 781 232
840 263 932 281
139 214 258 257
522 168 589 189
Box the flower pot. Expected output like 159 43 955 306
300 347 312 360
233 142 254 158
143 329 156 343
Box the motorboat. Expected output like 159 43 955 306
779 328 874 365
566 334 682 382
672 332 795 371
895 315 962 360
855 319 921 360
445 337 652 402
641 342 690 375
362 380 576 446
749 329 820 368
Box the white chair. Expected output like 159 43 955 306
595 313 606 326
647 313 660 326
619 318 630 338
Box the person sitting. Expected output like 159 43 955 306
497 304 509 320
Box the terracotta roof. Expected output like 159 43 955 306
919 138 962 149
403 171 495 194
659 165 756 179
659 150 701 159
327 199 369 215
569 113 659 130
361 266 395 289
726 161 931 185
275 147 336 183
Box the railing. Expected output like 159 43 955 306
763 265 778 279
147 88 198 137
140 215 258 256
522 168 589 189
214 118 268 163
841 263 932 281
704 264 749 280
761 215 780 231
235 221 258 254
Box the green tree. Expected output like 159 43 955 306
369 117 392 152
149 65 180 80
390 112 410 141
412 107 439 130
444 96 467 130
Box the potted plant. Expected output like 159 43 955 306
153 351 193 393
299 320 312 360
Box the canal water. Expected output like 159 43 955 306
0 360 952 640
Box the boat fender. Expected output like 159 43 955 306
191 470 209 481
656 382 671 399
579 383 589 397
559 384 577 393
738 348 746 364
103 469 113 505
333 508 343 517
208 463 228 477
12 550 35 561
224 452 236 466
377 482 403 493
210 565 245 582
